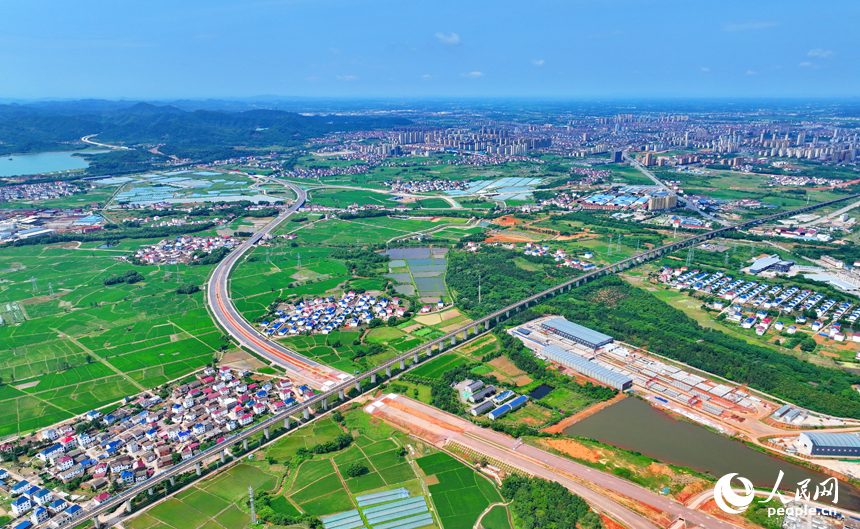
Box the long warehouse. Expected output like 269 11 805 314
540 317 614 350
542 345 633 390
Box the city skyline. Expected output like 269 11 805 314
0 0 856 100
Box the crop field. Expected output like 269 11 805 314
416 453 502 529
307 188 397 208
126 464 273 529
409 354 469 379
480 505 512 529
0 242 227 436
418 198 452 209
295 219 404 246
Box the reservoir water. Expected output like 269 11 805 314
564 397 860 511
0 151 91 177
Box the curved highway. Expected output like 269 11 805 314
205 181 347 388
87 190 860 528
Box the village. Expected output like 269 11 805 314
2 366 310 528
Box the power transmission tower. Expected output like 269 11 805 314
297 253 301 267
266 249 270 263
249 486 257 524
750 243 756 256
685 246 694 268
478 274 482 304
636 239 640 253
607 237 613 257
724 252 729 266
48 283 54 297
31 277 38 294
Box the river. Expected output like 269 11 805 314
564 397 860 511
0 151 92 177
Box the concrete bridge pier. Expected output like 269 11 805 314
438 341 444 353
303 408 310 420
484 320 490 330
148 487 153 496
450 336 456 346
265 426 271 439
413 352 419 363
195 462 202 476
426 346 432 357
221 451 226 464
338 389 345 400
400 359 406 370
355 380 361 392
93 518 101 529
506 310 510 317
169 477 175 486
473 325 478 335
461 330 467 340
371 373 377 384
322 399 328 411
125 499 133 513
243 439 248 450
386 366 392 377
495 316 500 323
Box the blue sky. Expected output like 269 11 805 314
0 0 856 100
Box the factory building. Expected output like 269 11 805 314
540 317 614 350
488 395 528 420
469 400 495 416
798 432 860 456
542 345 633 391
468 386 496 404
750 254 795 275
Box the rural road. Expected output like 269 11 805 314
205 181 348 389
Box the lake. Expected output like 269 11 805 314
0 151 92 177
564 397 860 511
529 384 554 399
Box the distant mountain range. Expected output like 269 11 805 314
0 99 410 159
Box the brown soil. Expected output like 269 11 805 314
543 393 626 433
423 474 439 485
646 462 672 477
676 481 709 504
542 439 602 463
484 234 534 243
512 375 533 386
382 397 465 433
495 215 526 227
487 356 526 377
598 513 625 529
19 290 70 305
440 309 462 321
44 241 81 250
698 499 759 529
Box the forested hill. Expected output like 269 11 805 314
0 101 410 158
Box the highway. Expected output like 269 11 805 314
205 181 348 388
86 189 860 527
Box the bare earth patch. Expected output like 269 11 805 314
487 356 526 377
542 438 602 463
45 241 81 250
13 381 40 390
414 314 442 326
439 309 462 321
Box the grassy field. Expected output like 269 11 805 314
480 505 512 529
0 242 229 436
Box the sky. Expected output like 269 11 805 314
0 0 857 100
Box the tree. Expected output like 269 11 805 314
176 283 200 295
387 316 398 326
332 410 344 422
368 318 383 328
345 462 368 478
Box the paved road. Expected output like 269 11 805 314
84 190 860 528
80 134 132 150
205 182 348 389
370 394 741 529
621 150 728 226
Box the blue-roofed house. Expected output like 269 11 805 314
30 506 49 525
11 496 32 516
48 499 67 514
37 443 64 462
32 488 53 506
121 470 134 484
11 480 31 495
13 521 32 529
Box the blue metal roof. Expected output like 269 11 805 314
802 432 860 448
542 318 613 348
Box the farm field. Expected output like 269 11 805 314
415 452 502 529
125 463 275 529
385 247 450 301
0 242 228 436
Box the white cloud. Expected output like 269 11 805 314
434 32 461 45
700 67 710 72
807 48 834 58
460 71 484 78
329 47 342 55
723 21 778 32
746 70 758 75
421 74 433 80
531 59 544 67
336 75 358 81
798 61 816 68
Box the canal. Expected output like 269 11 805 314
564 397 860 511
